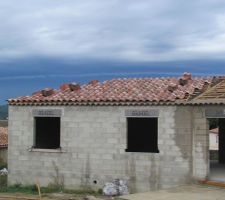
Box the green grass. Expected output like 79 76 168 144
0 183 38 194
63 188 99 195
0 185 99 195
0 175 7 188
0 177 99 195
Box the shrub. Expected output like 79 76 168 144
0 175 7 187
0 158 7 170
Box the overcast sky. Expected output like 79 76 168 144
1 0 225 103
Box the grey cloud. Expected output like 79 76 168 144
0 0 225 61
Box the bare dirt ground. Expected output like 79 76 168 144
123 184 225 200
0 193 125 200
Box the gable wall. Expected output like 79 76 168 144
8 105 193 192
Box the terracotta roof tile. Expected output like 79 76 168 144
8 73 217 106
210 128 218 134
0 127 8 148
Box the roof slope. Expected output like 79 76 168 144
210 128 219 134
0 127 7 148
191 78 225 105
8 73 215 106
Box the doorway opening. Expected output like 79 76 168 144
208 118 225 182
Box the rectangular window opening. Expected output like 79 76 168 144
126 117 159 153
34 117 60 149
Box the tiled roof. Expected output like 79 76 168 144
8 73 217 106
210 128 218 134
0 127 8 148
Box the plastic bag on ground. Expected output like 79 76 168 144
0 168 8 175
103 179 129 196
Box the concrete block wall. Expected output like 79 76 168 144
192 105 225 180
192 107 209 180
8 105 194 192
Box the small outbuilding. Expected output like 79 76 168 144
7 73 225 192
209 128 219 151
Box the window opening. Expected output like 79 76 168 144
34 117 60 149
126 117 159 153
